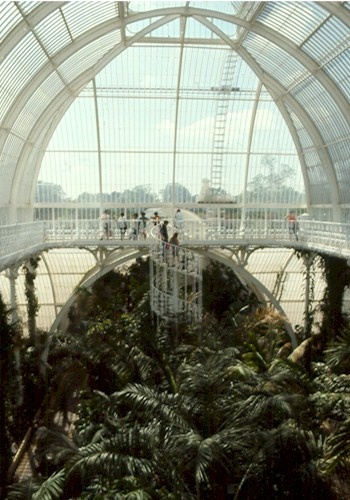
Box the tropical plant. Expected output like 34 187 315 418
0 294 16 495
325 328 350 374
7 470 65 500
319 254 350 342
23 256 40 345
8 256 350 498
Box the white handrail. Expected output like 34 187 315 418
0 219 350 260
0 222 45 259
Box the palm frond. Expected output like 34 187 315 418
269 357 316 394
324 417 350 471
6 479 38 499
32 469 65 500
65 429 155 485
194 437 216 487
113 383 190 431
325 329 350 372
122 490 153 499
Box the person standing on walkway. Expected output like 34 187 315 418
100 209 112 239
129 213 139 240
117 212 127 240
152 211 161 226
285 210 298 241
138 211 149 239
174 209 184 233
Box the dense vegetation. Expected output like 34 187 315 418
2 256 350 499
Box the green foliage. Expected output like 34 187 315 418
23 256 41 344
324 418 350 472
32 470 65 500
0 293 16 489
202 260 259 326
319 254 350 341
9 257 350 498
325 328 350 373
7 470 65 500
68 258 150 332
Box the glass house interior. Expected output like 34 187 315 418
0 1 349 333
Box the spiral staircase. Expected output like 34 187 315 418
149 225 202 324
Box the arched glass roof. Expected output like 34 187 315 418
0 1 349 224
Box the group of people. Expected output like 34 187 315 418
100 210 149 240
158 219 180 263
102 208 299 243
100 209 185 243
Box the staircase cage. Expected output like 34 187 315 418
149 225 202 323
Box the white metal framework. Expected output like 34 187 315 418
0 1 349 334
1 216 350 335
149 225 202 324
0 1 348 225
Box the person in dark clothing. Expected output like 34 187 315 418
138 211 149 239
152 211 161 226
169 231 180 265
159 220 169 259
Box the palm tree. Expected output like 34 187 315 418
237 421 335 500
9 256 350 498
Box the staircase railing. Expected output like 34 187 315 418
149 224 202 323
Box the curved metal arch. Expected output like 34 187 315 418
11 21 333 210
49 248 147 333
3 3 348 140
194 13 349 124
322 1 350 26
3 3 347 216
0 2 66 60
47 243 298 348
251 21 349 119
0 12 178 141
236 46 341 213
194 14 342 212
196 248 298 348
9 15 180 211
198 11 348 212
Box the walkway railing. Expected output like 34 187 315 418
1 218 350 262
40 217 349 241
0 222 45 259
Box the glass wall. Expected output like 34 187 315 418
36 45 305 221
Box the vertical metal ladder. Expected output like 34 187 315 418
210 50 238 191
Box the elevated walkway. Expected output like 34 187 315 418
1 217 350 341
1 218 350 271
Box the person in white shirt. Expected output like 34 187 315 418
117 212 127 240
174 209 184 232
100 209 112 239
